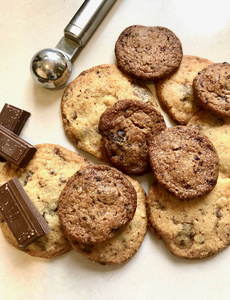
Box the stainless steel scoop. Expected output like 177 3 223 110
30 0 116 88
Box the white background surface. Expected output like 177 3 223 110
1 0 230 299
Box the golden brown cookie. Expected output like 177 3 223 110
193 62 230 117
148 126 219 199
99 99 166 175
61 64 158 161
58 165 137 244
0 144 90 258
69 176 147 265
115 25 183 81
147 178 230 259
156 55 212 124
187 110 230 179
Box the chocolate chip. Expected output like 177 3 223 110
174 223 195 249
215 208 223 218
94 176 101 182
155 200 166 211
206 179 216 186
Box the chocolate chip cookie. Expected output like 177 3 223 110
99 99 166 175
147 178 230 259
0 144 90 258
193 62 230 117
148 126 219 199
156 55 212 124
58 165 137 244
115 25 183 81
69 176 147 265
61 64 158 162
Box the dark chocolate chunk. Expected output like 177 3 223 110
0 177 50 248
0 104 31 162
0 124 37 167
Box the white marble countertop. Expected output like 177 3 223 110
1 0 230 299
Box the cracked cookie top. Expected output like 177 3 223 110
148 126 219 199
58 165 137 244
99 99 166 175
115 25 183 81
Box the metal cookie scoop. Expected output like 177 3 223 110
30 0 116 88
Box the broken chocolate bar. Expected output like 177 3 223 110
0 177 50 248
0 103 31 135
0 104 31 162
0 125 37 167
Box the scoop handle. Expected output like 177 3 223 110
64 0 116 47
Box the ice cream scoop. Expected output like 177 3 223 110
30 0 116 88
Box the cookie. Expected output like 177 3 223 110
156 55 213 124
147 178 230 259
61 64 158 161
0 144 90 259
188 110 230 179
115 25 183 81
193 62 230 117
148 126 219 199
58 165 137 244
99 99 166 175
69 176 147 265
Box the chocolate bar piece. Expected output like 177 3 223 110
0 103 31 135
0 104 31 162
0 124 37 167
0 177 50 248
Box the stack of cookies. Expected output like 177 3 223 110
0 145 147 264
60 24 230 260
58 165 147 265
1 24 230 263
